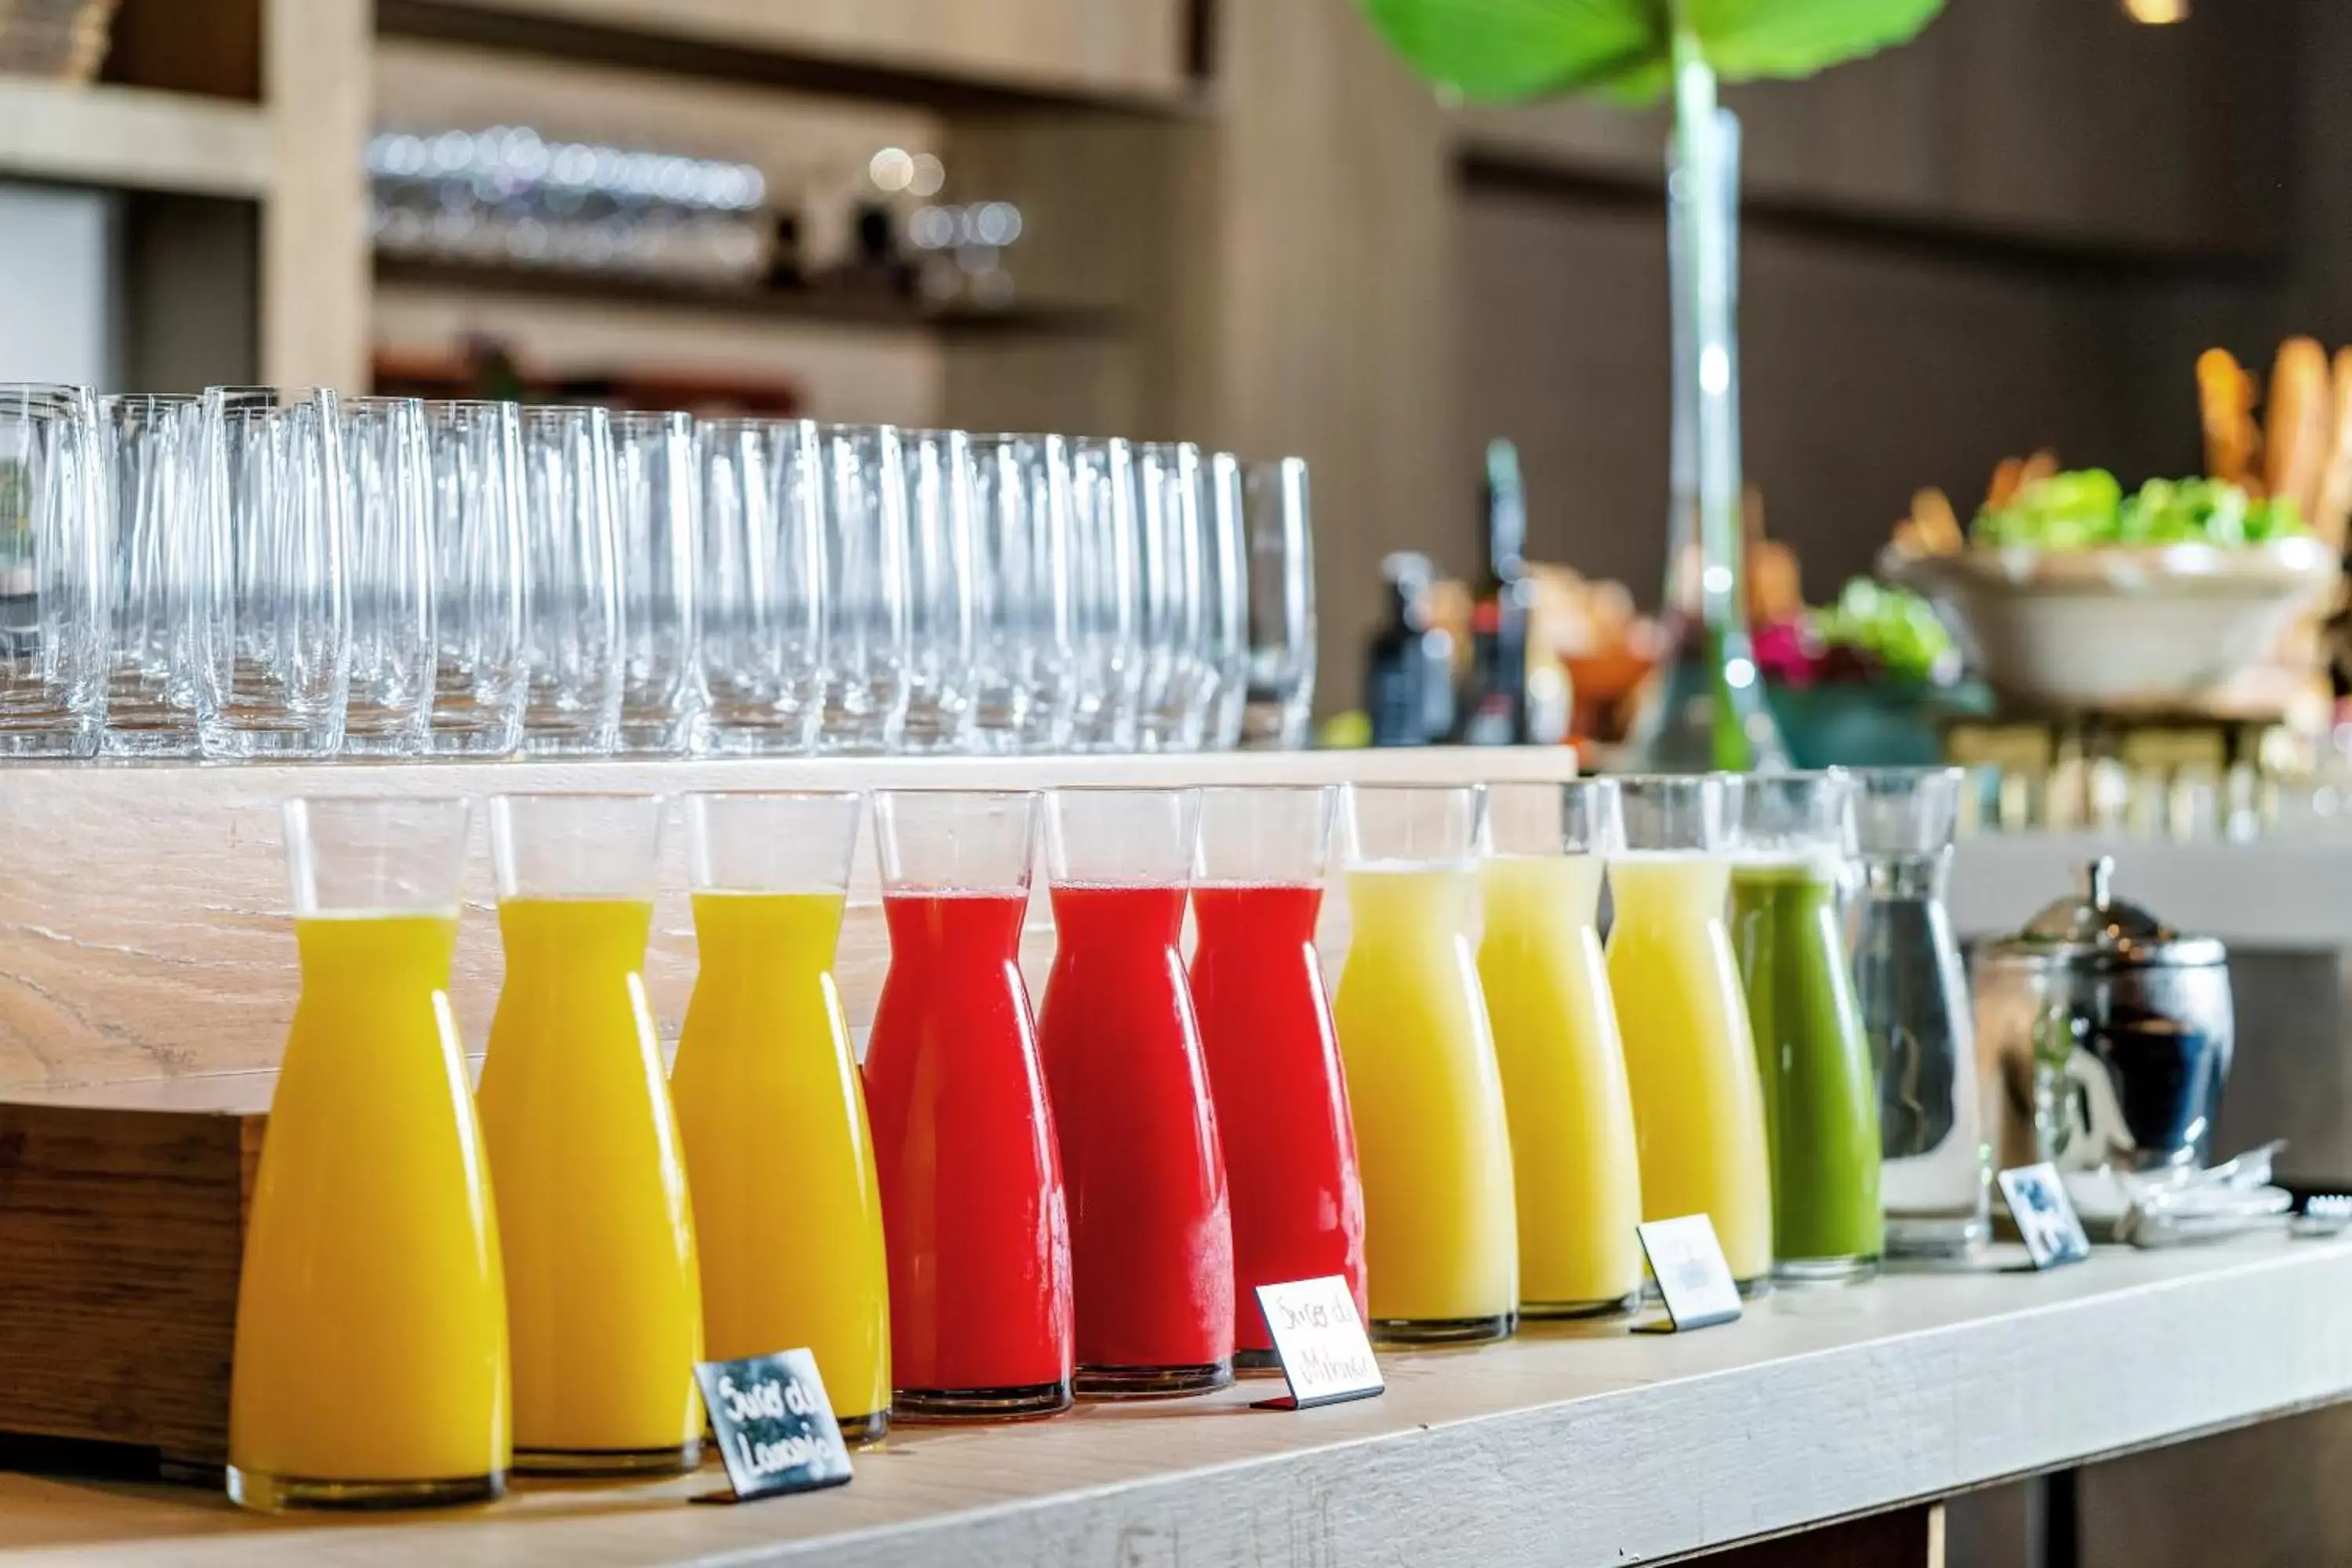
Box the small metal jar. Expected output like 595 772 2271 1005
1974 856 2234 1175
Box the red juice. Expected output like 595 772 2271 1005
1189 882 1367 1365
864 889 1074 1417
1035 882 1234 1393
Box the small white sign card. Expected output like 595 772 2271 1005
1250 1276 1385 1410
1998 1161 2092 1270
1632 1214 1744 1334
691 1347 854 1504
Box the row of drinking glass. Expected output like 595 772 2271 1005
0 381 1317 760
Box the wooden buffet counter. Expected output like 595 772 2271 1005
7 1239 2350 1565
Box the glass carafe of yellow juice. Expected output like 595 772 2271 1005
1332 784 1519 1344
1607 775 1775 1290
670 790 890 1443
1479 780 1644 1318
230 797 508 1512
477 793 703 1475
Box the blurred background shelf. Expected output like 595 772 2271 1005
0 77 269 196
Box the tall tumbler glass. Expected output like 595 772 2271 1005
477 793 703 1475
1331 784 1518 1343
695 417 823 754
1037 788 1232 1397
198 387 349 760
612 411 700 754
1240 456 1316 749
813 423 912 754
1848 767 1990 1257
516 405 622 755
967 433 1075 754
1188 785 1365 1372
229 797 506 1512
863 789 1073 1420
1130 440 1204 752
670 791 890 1443
0 383 105 758
100 392 203 757
339 397 434 755
1196 453 1249 750
901 428 976 753
421 400 526 757
1479 779 1644 1318
1065 435 1138 753
1607 775 1775 1290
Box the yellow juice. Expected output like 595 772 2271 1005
1331 864 1518 1334
230 913 509 1504
1477 855 1645 1315
1605 853 1774 1284
476 897 703 1467
670 891 890 1434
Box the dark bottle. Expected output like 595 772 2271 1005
1456 440 1532 746
1365 552 1454 747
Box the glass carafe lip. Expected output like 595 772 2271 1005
872 786 1040 895
488 790 664 901
1044 785 1200 887
683 789 861 895
1339 782 1486 869
1730 768 1856 871
1483 778 1624 858
1613 771 1740 855
1838 764 1967 857
1191 783 1335 887
283 794 471 916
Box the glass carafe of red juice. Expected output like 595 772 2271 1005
863 789 1073 1420
1188 786 1367 1371
1038 787 1235 1397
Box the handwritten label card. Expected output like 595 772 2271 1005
1998 1162 2092 1270
1632 1214 1744 1334
1251 1276 1385 1411
691 1348 853 1504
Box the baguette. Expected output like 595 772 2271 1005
2198 347 2259 489
2313 345 2352 548
2264 336 2331 518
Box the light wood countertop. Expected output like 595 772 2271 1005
7 1239 2349 1566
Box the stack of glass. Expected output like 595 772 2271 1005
0 380 1319 760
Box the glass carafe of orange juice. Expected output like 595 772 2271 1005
1608 775 1776 1291
476 793 703 1475
1331 783 1519 1344
670 790 891 1443
1479 779 1645 1319
229 797 508 1512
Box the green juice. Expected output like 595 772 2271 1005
1728 858 1883 1275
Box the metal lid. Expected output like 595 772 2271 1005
1984 855 2227 970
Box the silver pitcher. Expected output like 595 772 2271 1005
1975 857 2233 1175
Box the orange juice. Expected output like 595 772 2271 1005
671 890 890 1438
476 896 704 1471
230 913 509 1508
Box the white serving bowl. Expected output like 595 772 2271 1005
1882 537 2338 710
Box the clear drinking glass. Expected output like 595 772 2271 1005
864 789 1073 1420
813 423 913 753
1728 772 1882 1281
1066 435 1138 753
1196 453 1250 750
340 397 434 756
1036 788 1232 1397
671 790 890 1443
477 793 702 1475
0 383 105 758
516 405 623 755
1479 779 1644 1318
198 387 350 759
967 433 1075 754
1609 774 1775 1290
1130 440 1204 752
99 392 203 757
1846 767 1991 1258
1186 785 1364 1371
1239 456 1315 750
421 400 527 757
1331 784 1519 1343
695 417 823 754
229 796 506 1512
612 410 701 755
901 428 977 753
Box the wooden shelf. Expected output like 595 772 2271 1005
0 78 271 199
12 1239 2352 1565
374 256 1133 339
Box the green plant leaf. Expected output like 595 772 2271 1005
1356 0 1946 102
